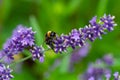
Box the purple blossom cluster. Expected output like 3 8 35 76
70 42 90 63
53 14 117 53
88 72 120 80
69 43 90 71
81 54 114 80
30 45 44 62
0 25 45 80
0 25 44 64
0 63 13 80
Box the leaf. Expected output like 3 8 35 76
96 0 108 17
29 15 44 45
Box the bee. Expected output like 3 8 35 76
45 31 57 50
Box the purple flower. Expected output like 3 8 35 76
81 71 120 80
62 34 76 49
105 73 111 80
89 16 105 39
89 16 97 26
0 49 14 64
113 72 119 80
30 45 44 62
103 54 113 65
54 34 67 53
88 77 95 80
70 42 90 63
69 43 90 72
52 14 117 53
82 16 105 41
100 14 117 31
0 63 13 80
80 54 119 80
104 72 120 80
12 25 35 47
53 29 85 53
69 29 85 47
105 72 120 80
3 53 14 64
0 50 5 59
81 25 97 41
3 39 19 55
1 25 36 63
81 59 111 80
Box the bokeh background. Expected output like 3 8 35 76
0 0 120 80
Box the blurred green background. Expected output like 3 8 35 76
0 0 120 80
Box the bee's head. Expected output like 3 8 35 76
50 31 56 37
46 31 56 38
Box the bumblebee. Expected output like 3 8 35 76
45 31 56 50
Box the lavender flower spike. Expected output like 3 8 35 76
1 25 36 64
0 63 13 80
52 14 117 53
54 34 67 53
30 45 45 62
100 14 117 31
12 25 36 47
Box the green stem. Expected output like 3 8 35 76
10 55 32 66
44 48 51 52
10 48 51 66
